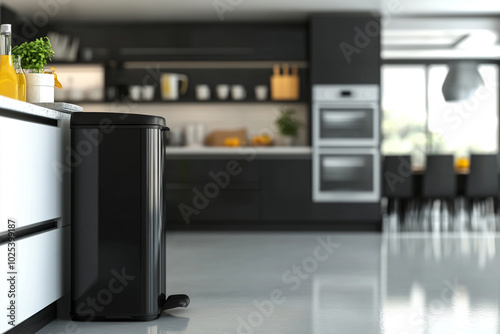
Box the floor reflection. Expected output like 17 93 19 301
382 232 500 334
313 275 380 333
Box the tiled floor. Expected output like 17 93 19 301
38 232 500 333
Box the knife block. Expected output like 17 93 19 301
270 64 300 101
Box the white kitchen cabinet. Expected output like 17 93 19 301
0 102 71 332
0 227 67 333
0 115 63 232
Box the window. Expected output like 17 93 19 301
381 63 499 167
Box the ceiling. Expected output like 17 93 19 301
5 0 500 58
5 0 500 22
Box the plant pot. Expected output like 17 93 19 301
25 73 54 103
281 135 296 146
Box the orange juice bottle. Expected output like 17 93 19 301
0 24 18 100
13 56 25 101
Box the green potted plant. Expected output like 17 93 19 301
275 106 302 146
12 37 55 103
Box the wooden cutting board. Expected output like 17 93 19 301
204 128 248 146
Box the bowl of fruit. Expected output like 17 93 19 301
251 134 273 147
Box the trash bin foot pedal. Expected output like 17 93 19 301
160 294 190 311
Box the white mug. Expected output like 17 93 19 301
129 85 141 101
216 84 230 100
196 85 211 100
231 85 246 100
161 73 189 100
185 123 206 147
142 85 155 101
255 85 268 101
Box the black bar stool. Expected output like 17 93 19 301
422 155 456 232
382 155 413 232
466 154 498 231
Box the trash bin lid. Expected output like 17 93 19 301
71 112 167 129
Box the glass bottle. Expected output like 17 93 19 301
13 55 25 102
0 24 18 99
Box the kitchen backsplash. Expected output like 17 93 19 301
80 103 309 146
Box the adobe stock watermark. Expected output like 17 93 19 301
74 268 136 320
51 60 167 182
340 0 402 64
383 155 412 193
12 0 72 44
438 73 499 131
51 116 117 182
178 159 244 224
397 278 463 333
225 235 340 334
177 107 298 224
213 0 243 22
47 267 135 334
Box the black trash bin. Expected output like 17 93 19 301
70 112 189 321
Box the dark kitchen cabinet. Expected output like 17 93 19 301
261 159 381 223
164 158 261 224
261 159 314 220
165 188 260 224
164 157 381 228
43 23 307 62
164 158 260 184
310 13 381 84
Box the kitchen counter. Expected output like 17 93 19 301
0 96 77 334
165 146 312 159
38 232 500 334
0 96 76 120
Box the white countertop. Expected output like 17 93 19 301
165 146 312 155
38 232 500 334
0 96 74 120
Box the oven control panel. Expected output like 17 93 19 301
313 85 379 102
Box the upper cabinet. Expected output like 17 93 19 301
43 23 308 62
310 13 381 84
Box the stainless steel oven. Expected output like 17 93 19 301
312 85 380 203
313 148 380 202
313 85 379 146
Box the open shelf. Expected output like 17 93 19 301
74 99 309 105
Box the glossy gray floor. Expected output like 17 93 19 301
38 232 500 333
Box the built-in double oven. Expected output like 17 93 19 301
312 85 380 202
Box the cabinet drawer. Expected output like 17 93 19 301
0 116 63 232
0 228 64 332
164 159 260 183
165 189 260 223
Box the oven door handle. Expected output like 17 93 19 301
322 157 365 168
321 112 367 129
322 157 367 181
321 111 366 124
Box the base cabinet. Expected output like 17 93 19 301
261 159 381 223
165 158 261 224
165 189 261 224
0 228 66 333
261 159 314 221
0 109 70 332
165 158 381 228
0 116 63 232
